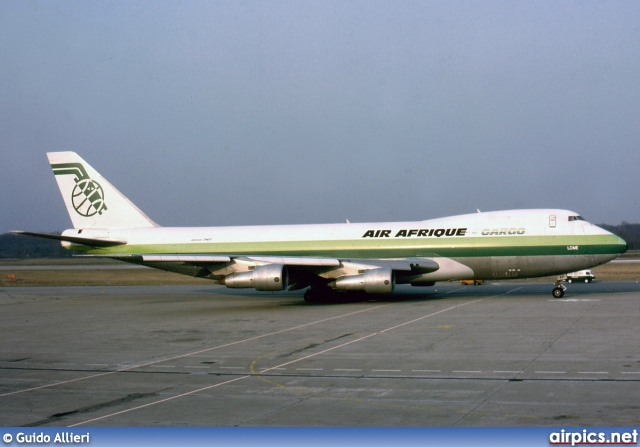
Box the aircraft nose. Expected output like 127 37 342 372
616 235 628 254
611 233 629 254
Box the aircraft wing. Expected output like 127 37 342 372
82 253 439 272
242 256 439 273
79 253 441 289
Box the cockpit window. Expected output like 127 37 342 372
568 215 585 221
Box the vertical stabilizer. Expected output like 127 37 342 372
47 152 158 229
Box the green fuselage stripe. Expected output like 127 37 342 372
75 234 625 258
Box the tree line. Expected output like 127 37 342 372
1 222 639 258
0 233 72 258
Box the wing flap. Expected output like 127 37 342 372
140 254 232 263
244 256 341 267
344 258 439 273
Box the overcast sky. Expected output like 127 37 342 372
2 1 639 233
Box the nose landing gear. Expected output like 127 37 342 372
552 280 567 298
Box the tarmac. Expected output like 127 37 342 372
1 281 639 427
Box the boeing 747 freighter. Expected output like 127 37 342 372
15 152 627 302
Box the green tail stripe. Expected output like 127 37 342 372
51 163 89 181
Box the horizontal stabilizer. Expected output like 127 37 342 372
12 231 127 247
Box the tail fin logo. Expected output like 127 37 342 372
51 163 108 217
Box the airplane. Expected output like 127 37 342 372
15 152 627 302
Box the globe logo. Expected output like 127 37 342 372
51 162 109 217
71 178 107 217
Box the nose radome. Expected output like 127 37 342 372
619 236 628 254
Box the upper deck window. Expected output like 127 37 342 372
568 215 585 221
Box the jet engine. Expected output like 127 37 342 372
224 264 288 291
332 268 394 294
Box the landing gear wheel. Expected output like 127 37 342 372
304 286 337 304
552 287 565 299
552 279 567 299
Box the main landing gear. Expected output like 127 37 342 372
303 285 369 304
304 285 338 304
552 280 567 299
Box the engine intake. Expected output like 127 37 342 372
224 264 288 291
333 268 395 294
